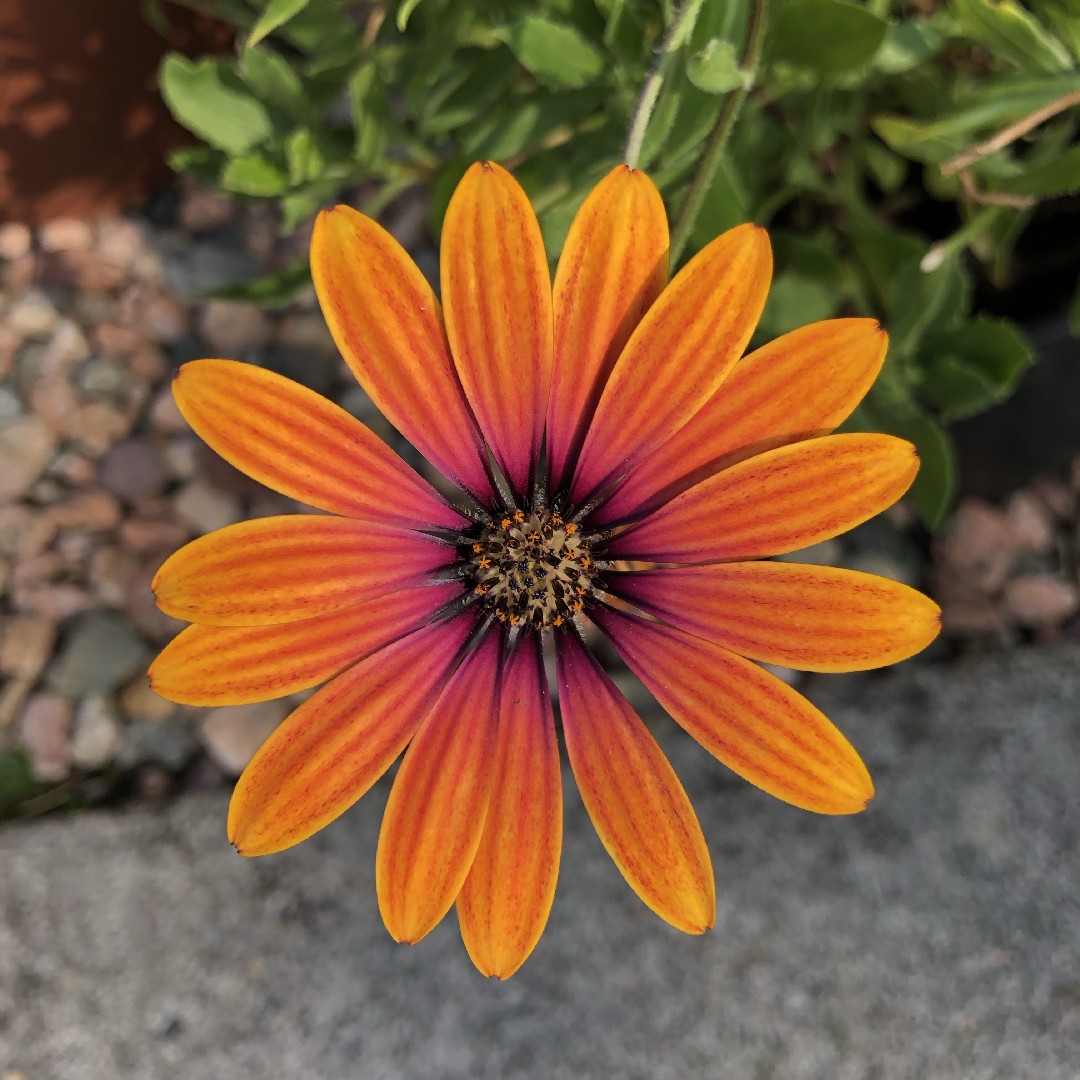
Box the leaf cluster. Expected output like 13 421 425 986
155 0 1080 526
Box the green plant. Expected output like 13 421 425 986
154 0 1080 526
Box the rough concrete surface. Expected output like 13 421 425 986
2 645 1079 1080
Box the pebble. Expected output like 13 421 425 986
935 498 1019 593
934 575 1001 635
76 356 129 399
88 545 140 605
124 289 190 345
0 416 56 501
43 488 121 533
179 185 236 234
0 385 23 421
0 505 53 560
1003 574 1080 629
18 692 74 782
174 479 242 533
846 549 920 589
38 218 94 254
95 217 148 271
118 517 190 556
47 610 152 697
197 299 272 356
275 312 337 355
6 289 59 338
27 374 80 433
38 318 91 376
119 718 198 771
776 539 842 566
65 401 133 457
199 700 290 776
163 240 258 299
162 436 198 480
70 694 122 769
120 675 176 724
0 221 32 260
0 614 57 683
98 438 169 502
149 387 189 434
125 562 186 643
1004 490 1055 554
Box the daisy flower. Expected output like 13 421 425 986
150 162 940 978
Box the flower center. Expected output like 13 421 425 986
465 509 597 628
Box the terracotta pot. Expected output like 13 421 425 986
0 0 232 223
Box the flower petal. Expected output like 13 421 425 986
569 223 771 505
594 608 873 815
441 162 553 495
613 563 941 673
597 318 887 524
227 613 476 856
153 516 450 626
547 165 669 493
556 631 715 932
150 583 460 705
457 635 562 979
377 632 501 945
311 204 491 497
173 359 464 529
609 433 918 563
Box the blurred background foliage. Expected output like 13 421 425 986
151 0 1080 527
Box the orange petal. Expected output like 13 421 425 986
457 635 562 978
173 359 463 530
547 165 669 493
569 223 771 505
153 516 450 626
610 433 918 562
377 632 502 944
227 613 475 856
311 205 491 497
594 608 873 815
441 162 553 494
150 582 460 705
556 631 715 932
614 563 941 673
598 318 888 524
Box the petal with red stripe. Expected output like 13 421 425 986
173 359 463 529
153 516 451 626
594 608 873 815
458 635 562 978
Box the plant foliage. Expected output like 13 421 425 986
155 0 1080 526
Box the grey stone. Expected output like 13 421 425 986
162 238 259 299
70 694 123 770
47 610 151 697
1 645 1079 1078
0 415 56 501
0 385 23 422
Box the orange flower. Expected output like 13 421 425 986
150 162 940 978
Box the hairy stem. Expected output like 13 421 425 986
669 0 768 263
623 0 705 170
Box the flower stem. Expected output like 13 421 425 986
669 0 769 263
623 0 706 170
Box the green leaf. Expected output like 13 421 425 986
285 128 324 184
864 401 956 528
0 749 46 818
396 0 426 32
349 62 390 167
221 153 290 196
461 91 605 160
769 0 890 74
1005 142 1080 196
159 55 273 155
873 13 954 74
758 271 840 337
212 260 313 307
497 15 606 89
167 144 226 185
420 49 520 136
248 0 312 49
921 317 1033 419
686 39 746 94
241 44 306 115
949 0 1074 73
